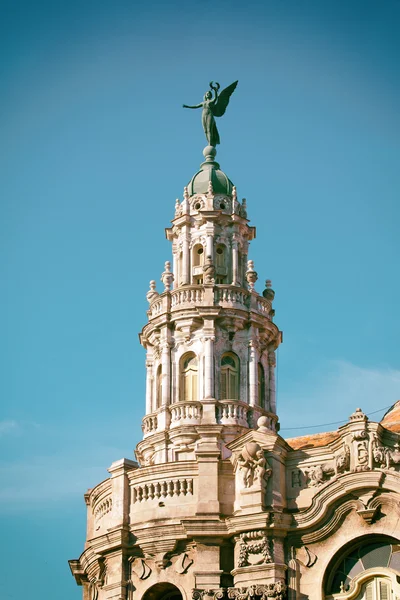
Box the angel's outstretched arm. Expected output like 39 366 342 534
182 103 203 109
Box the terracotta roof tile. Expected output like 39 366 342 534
285 430 339 450
380 400 400 433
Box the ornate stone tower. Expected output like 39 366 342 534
69 142 287 600
69 97 400 600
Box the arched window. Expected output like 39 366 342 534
216 245 226 268
325 536 400 599
156 365 162 409
220 353 239 400
180 353 198 402
258 363 265 407
193 245 204 267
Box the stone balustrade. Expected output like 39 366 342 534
256 296 272 316
150 297 164 317
142 414 158 436
171 286 204 308
216 400 251 427
215 286 250 309
94 496 112 522
169 401 203 427
132 477 194 503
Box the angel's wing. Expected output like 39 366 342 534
211 80 238 117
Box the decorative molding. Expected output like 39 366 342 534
238 531 273 567
228 583 287 600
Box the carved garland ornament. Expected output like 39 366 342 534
238 531 273 567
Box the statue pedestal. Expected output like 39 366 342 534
234 483 266 514
231 563 287 588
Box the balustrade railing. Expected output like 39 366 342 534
132 478 194 503
171 286 204 308
94 496 112 522
256 297 271 316
150 297 164 317
169 401 202 425
215 286 250 309
216 400 251 427
142 414 158 435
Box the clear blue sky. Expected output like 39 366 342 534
1 1 399 598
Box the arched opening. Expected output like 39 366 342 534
142 583 183 600
193 244 204 267
220 352 240 400
156 365 162 409
258 362 266 407
192 244 204 285
324 535 400 599
180 353 198 402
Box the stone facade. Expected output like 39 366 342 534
70 147 400 600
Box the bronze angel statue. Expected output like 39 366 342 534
183 80 238 147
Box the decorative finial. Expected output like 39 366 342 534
263 279 275 301
146 280 159 303
161 261 174 292
174 199 182 218
246 260 258 291
182 80 238 147
183 186 189 201
232 186 237 201
241 198 247 219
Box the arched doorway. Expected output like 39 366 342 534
324 535 400 599
142 583 183 600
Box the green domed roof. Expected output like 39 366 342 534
187 146 234 197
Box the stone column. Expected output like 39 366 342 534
145 359 153 413
161 343 171 406
206 234 214 261
204 335 215 399
172 247 178 290
268 350 276 413
248 341 259 407
182 230 190 285
232 240 239 286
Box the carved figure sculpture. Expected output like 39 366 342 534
183 80 238 147
236 443 272 488
306 464 334 487
335 445 350 474
372 436 400 470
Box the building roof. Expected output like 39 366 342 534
380 400 400 433
187 146 234 197
285 430 339 450
285 401 400 450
